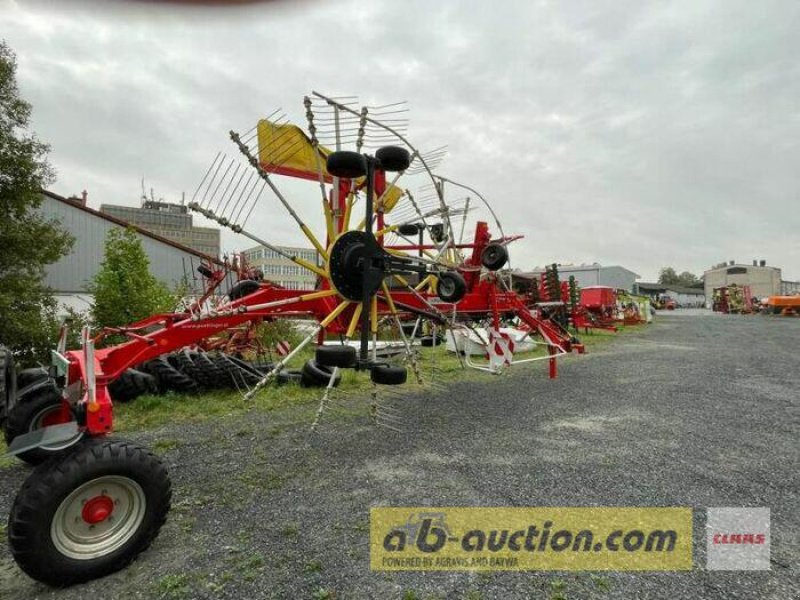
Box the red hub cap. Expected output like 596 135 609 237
81 495 115 524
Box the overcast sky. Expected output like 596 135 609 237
2 0 798 281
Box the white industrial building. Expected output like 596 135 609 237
39 191 219 316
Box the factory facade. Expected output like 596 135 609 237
703 260 782 303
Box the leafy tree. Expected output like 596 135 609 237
658 267 702 288
0 41 73 364
89 228 174 330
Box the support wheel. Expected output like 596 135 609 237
370 364 407 385
480 243 509 271
4 384 81 465
436 272 466 303
8 438 171 586
315 345 356 368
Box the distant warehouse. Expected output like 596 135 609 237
516 264 640 293
703 260 783 303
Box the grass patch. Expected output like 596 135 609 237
153 573 191 599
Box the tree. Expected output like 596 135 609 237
658 267 679 286
658 267 702 288
89 228 174 331
0 41 74 364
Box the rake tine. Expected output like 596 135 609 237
199 154 228 209
226 170 255 225
240 181 267 229
191 151 222 205
210 162 241 214
219 164 249 218
232 174 260 225
203 157 236 210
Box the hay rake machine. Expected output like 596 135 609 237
1 92 582 586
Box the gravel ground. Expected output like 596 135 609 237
1 312 798 599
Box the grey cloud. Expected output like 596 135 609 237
2 0 798 279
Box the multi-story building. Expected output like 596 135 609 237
242 245 320 290
100 199 220 257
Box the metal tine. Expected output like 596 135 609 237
225 170 256 225
240 180 268 229
203 157 237 210
199 154 231 209
209 162 241 214
232 173 261 225
218 164 249 219
191 151 223 206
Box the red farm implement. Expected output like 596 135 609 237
1 92 583 586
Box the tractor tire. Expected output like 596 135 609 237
8 437 171 586
436 272 467 303
108 369 157 403
210 353 262 388
300 360 342 388
326 151 367 179
189 351 228 389
480 243 509 271
229 279 261 301
168 349 209 390
142 356 200 395
4 384 82 465
315 345 356 368
370 364 407 386
375 145 412 172
16 366 48 390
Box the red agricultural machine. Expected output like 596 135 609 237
1 92 583 586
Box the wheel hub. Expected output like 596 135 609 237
328 231 373 301
82 495 115 524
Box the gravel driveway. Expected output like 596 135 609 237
1 312 798 599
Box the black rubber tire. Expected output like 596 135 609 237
210 353 262 388
8 437 171 586
370 364 408 385
376 145 411 172
16 366 48 390
142 356 200 395
327 151 367 179
315 345 356 368
300 360 342 388
397 223 421 236
480 243 509 271
168 349 212 390
190 351 228 389
229 279 261 301
436 272 467 303
108 369 158 403
277 369 303 385
4 383 82 465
